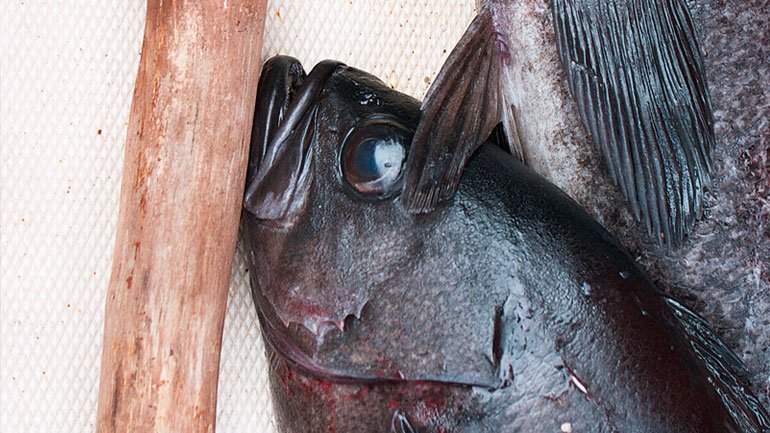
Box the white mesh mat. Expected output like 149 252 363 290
0 1 475 432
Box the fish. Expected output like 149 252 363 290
402 0 715 251
241 54 770 432
403 0 770 408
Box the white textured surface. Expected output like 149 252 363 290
0 1 475 432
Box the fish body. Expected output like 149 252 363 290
483 0 624 227
405 0 770 407
242 55 769 432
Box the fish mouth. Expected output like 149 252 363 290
247 273 399 385
244 56 343 220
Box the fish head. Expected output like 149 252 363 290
243 55 427 345
244 56 518 387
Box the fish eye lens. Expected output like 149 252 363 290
340 117 411 200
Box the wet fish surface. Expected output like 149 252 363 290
403 0 769 408
241 54 769 432
642 0 770 407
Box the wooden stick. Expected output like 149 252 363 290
95 1 267 432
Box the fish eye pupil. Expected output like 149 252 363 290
341 118 410 199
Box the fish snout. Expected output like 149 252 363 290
244 56 343 221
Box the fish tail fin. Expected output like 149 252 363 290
664 296 770 432
402 5 523 213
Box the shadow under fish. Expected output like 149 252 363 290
241 53 769 432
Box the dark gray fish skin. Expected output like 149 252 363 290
242 55 769 432
406 0 770 408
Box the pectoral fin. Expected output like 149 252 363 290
402 6 523 213
552 0 715 248
664 296 770 432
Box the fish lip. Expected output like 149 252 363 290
246 56 306 183
257 59 344 165
244 58 344 220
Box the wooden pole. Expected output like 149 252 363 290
95 1 267 432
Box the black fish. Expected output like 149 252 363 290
401 0 715 249
241 55 769 432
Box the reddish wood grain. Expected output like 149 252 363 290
95 1 267 432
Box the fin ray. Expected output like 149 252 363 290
402 6 521 213
664 296 770 432
552 0 715 248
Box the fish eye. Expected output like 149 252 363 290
340 117 411 200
